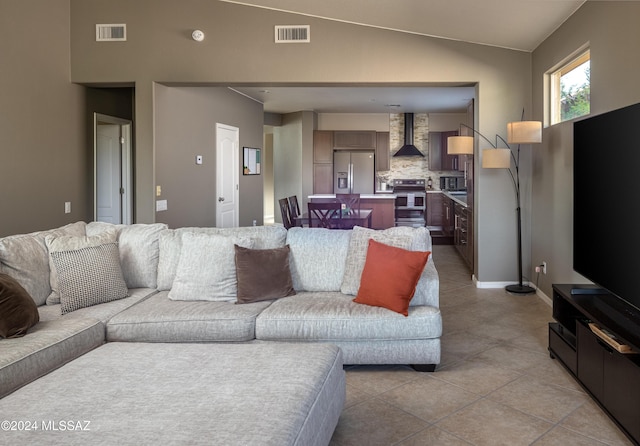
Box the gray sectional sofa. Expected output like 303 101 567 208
0 221 441 445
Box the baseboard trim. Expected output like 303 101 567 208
473 278 552 307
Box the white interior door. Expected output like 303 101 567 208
216 123 239 227
96 123 121 223
94 113 132 224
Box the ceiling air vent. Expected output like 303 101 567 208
96 24 127 42
275 25 310 43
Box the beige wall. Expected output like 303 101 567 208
318 114 390 132
68 0 532 283
0 0 87 237
531 1 640 298
154 85 264 228
4 1 638 287
273 113 304 224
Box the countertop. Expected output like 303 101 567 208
442 190 468 207
309 194 396 199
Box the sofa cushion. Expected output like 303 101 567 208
47 235 128 315
341 225 431 297
86 222 168 290
38 288 158 324
0 221 86 306
168 232 253 302
0 316 104 398
0 273 39 338
106 291 272 342
256 291 442 342
0 342 345 446
156 225 287 291
286 227 351 292
235 245 296 304
354 239 430 316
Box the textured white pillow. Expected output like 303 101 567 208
46 230 119 305
47 232 128 314
168 232 254 301
340 226 429 295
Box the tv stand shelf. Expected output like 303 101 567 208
550 284 640 445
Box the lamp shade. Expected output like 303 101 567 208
507 121 542 144
482 148 511 168
447 136 474 155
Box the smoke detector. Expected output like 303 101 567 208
192 30 205 42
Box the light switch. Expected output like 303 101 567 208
156 185 162 197
196 155 203 165
64 202 71 214
156 200 167 212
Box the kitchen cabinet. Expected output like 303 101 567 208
429 131 462 171
313 131 334 193
313 164 333 194
426 192 443 228
454 203 472 269
333 131 376 149
375 132 390 171
442 197 454 238
313 131 333 163
360 197 395 229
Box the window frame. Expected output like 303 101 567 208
548 48 590 126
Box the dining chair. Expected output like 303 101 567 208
335 193 361 215
308 202 342 229
287 195 302 227
278 198 293 229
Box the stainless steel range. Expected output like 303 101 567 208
393 179 426 227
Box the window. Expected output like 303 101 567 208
549 50 590 125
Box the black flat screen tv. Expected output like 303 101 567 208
573 102 640 311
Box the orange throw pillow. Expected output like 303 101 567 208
353 239 430 316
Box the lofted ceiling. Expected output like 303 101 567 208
225 0 586 115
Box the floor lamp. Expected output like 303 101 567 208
448 118 542 295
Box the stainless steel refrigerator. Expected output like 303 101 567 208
334 151 375 194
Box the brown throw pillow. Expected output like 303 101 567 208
0 273 40 338
234 244 296 304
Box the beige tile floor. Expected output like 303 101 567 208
330 245 634 446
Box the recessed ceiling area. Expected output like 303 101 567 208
231 86 476 114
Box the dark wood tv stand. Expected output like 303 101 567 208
549 284 640 444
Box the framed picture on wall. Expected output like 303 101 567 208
243 147 261 175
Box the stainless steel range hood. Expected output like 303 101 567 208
393 113 424 157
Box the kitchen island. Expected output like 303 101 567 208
308 194 396 229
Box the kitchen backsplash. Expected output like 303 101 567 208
378 113 463 189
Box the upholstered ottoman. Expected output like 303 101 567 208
0 342 345 446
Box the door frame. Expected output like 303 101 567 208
93 113 133 224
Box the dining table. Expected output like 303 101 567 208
293 208 373 229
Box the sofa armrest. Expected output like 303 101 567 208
410 257 439 308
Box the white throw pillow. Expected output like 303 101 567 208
168 232 254 301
